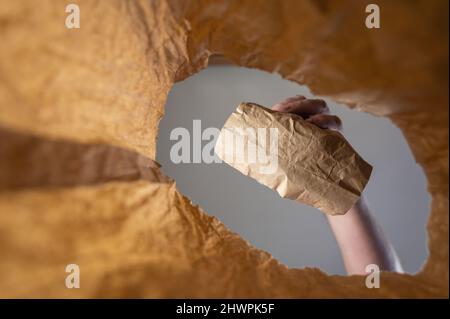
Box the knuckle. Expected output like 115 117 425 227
313 99 327 108
333 115 342 124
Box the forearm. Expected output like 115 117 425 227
326 197 403 275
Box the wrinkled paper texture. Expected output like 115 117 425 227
215 102 372 215
0 0 447 298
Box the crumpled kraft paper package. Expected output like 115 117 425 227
0 0 448 298
215 102 372 215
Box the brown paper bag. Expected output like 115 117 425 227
214 102 372 215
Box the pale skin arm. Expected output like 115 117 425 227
272 96 403 275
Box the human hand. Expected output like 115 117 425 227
271 95 342 131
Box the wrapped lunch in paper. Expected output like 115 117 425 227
214 102 373 215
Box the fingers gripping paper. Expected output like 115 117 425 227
215 102 373 215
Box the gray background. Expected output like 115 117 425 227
157 66 430 275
